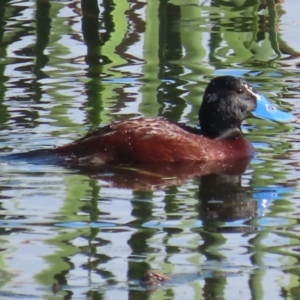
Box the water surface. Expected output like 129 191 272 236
0 0 300 299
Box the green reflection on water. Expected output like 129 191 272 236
0 0 299 299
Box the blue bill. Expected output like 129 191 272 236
252 93 293 123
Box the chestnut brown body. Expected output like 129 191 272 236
54 118 254 165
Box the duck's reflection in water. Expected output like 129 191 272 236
76 157 251 190
198 171 256 234
76 156 269 231
83 157 287 291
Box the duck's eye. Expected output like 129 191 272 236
236 88 244 94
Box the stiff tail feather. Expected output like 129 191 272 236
0 149 63 165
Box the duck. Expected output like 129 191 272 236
8 76 293 166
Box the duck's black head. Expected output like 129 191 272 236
199 76 293 139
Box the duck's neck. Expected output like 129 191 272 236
201 125 243 140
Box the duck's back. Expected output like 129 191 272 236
53 118 254 165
